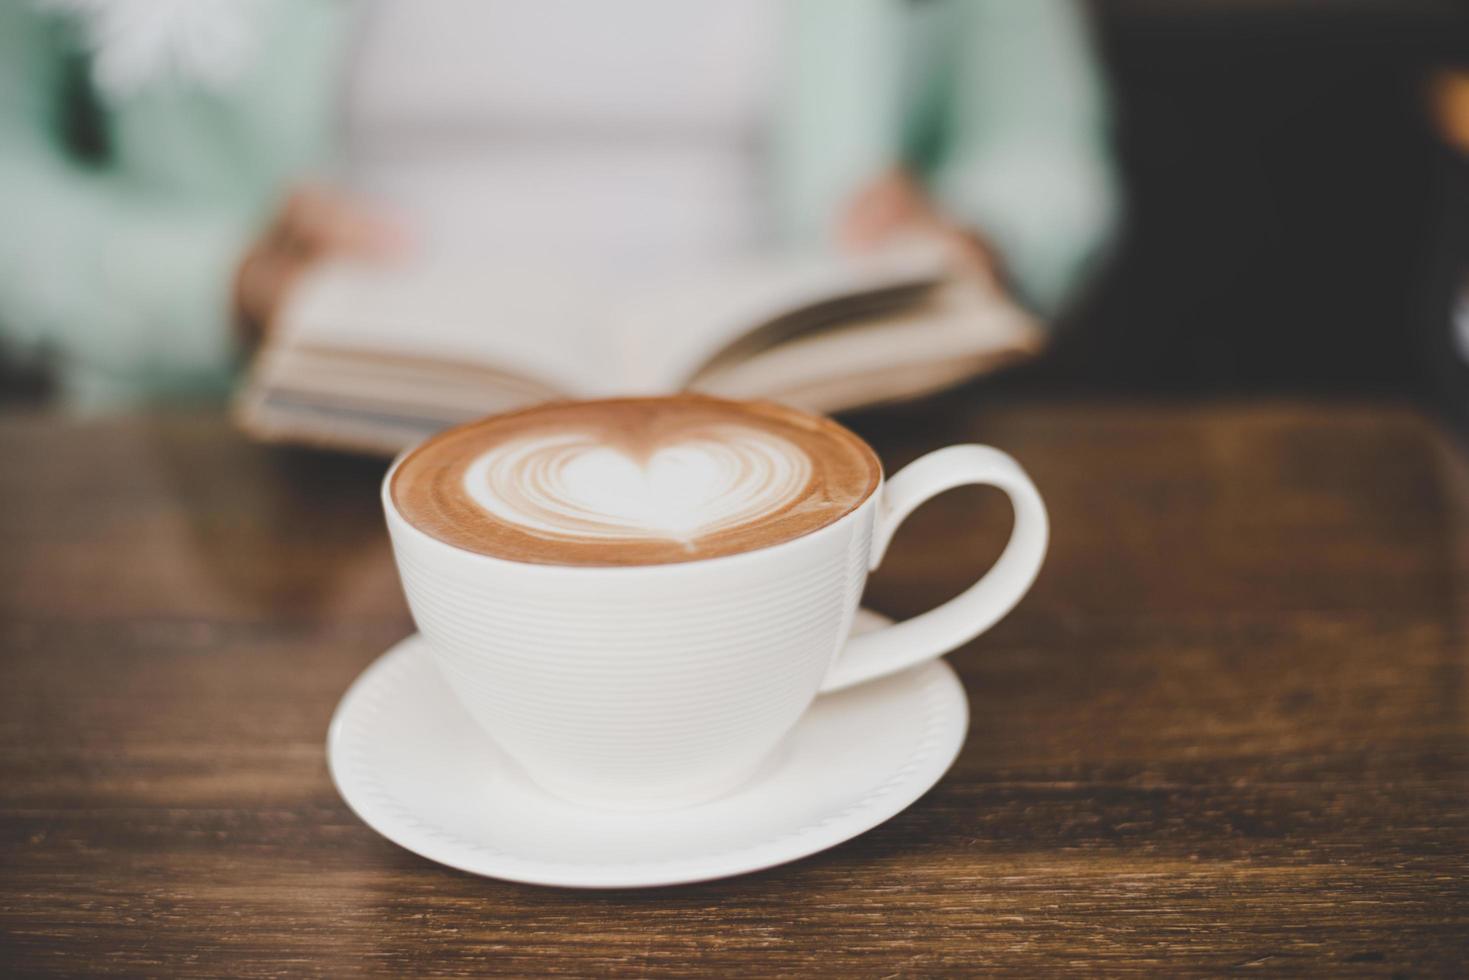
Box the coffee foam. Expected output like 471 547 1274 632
390 396 880 565
461 426 813 544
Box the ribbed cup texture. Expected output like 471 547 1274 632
387 506 875 809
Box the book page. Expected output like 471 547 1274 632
688 282 1043 413
275 255 622 396
612 243 951 391
270 242 950 397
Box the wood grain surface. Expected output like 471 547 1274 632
1 397 1466 976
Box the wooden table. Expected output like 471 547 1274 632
2 398 1466 976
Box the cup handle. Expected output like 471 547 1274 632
819 445 1049 694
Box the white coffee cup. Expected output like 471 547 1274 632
383 438 1047 810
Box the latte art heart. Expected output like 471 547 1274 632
390 395 880 565
462 427 814 544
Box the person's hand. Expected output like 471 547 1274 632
838 169 1005 290
234 185 406 345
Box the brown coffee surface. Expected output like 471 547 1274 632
390 395 881 565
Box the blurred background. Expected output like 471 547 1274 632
2 0 1469 423
1023 0 1469 415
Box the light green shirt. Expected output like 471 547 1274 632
0 0 1117 408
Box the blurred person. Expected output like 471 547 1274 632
0 0 1117 409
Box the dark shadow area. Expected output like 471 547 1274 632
1010 0 1469 404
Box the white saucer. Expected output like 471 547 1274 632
327 611 969 888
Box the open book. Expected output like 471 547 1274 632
235 247 1042 455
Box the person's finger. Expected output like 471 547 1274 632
236 244 317 341
284 189 338 256
288 187 406 259
936 226 1006 292
266 188 355 259
843 184 906 248
262 188 320 260
838 170 934 251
